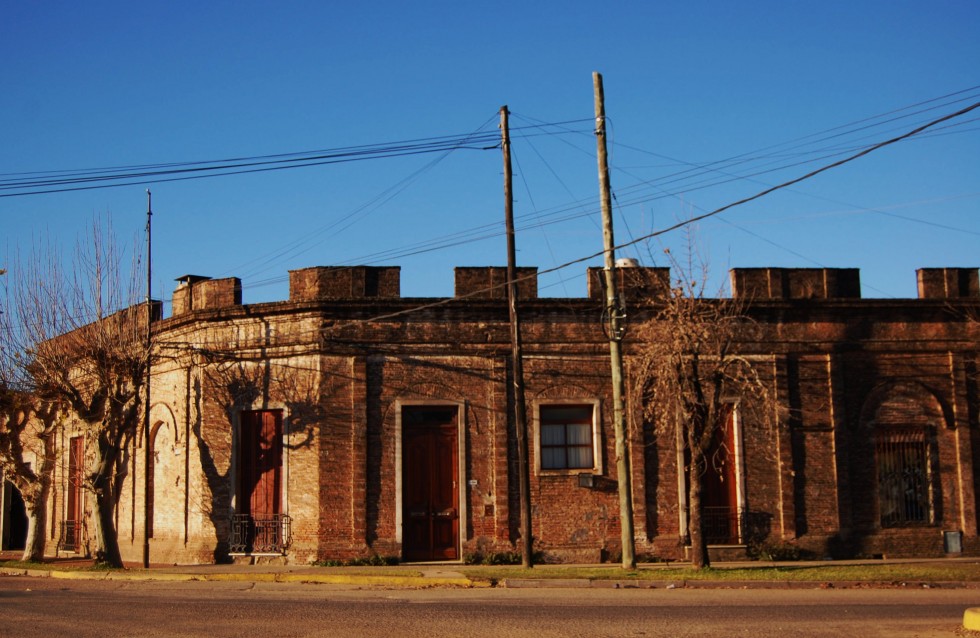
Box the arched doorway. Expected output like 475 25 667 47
2 481 28 551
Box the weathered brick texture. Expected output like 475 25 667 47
36 265 980 565
289 266 400 301
454 266 538 300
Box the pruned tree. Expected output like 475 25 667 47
631 246 780 569
0 388 59 562
1 266 61 562
4 218 151 567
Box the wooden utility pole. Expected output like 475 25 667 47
142 189 152 569
593 72 636 569
501 105 533 568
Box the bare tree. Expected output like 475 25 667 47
631 247 780 569
4 219 151 567
1 266 61 561
0 389 59 562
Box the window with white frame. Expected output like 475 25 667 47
537 403 598 471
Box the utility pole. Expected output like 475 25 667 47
142 189 152 569
501 105 533 568
593 72 636 569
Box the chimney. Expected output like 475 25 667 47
289 266 401 301
172 275 242 316
730 268 861 299
916 268 980 298
454 267 538 300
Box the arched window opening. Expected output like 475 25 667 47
862 382 944 530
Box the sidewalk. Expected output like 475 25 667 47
0 555 481 588
2 554 979 590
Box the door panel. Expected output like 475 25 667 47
67 437 84 523
66 436 84 548
702 409 739 544
239 410 283 519
402 407 459 562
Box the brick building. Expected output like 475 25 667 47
19 264 980 564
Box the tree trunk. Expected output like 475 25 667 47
21 431 57 562
21 493 47 562
89 443 123 567
688 448 710 569
90 478 123 567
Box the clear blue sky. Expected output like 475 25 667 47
2 1 978 311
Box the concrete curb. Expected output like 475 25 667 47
0 567 482 588
501 578 980 590
2 566 977 590
200 572 484 588
964 608 980 631
503 578 592 588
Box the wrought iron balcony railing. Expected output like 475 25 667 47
229 513 292 554
58 520 82 552
702 506 743 545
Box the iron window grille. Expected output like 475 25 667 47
876 428 931 527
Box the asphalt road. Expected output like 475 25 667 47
0 576 977 637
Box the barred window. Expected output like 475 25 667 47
876 429 930 527
539 405 595 471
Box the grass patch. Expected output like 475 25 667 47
460 562 980 583
313 555 400 568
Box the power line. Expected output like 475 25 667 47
0 119 594 199
485 91 980 260
613 87 980 188
331 98 980 326
0 140 496 199
219 113 504 282
5 95 977 330
7 98 976 342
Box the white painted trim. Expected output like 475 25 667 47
395 407 402 544
676 422 688 540
732 405 746 543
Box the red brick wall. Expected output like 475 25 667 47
47 266 978 565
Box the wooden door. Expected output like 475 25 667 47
65 436 84 550
402 406 459 562
701 409 739 544
238 410 283 520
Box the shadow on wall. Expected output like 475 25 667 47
193 358 318 563
190 374 231 563
825 530 872 559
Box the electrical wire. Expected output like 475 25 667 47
328 98 980 325
219 113 505 282
0 119 594 198
4 96 976 332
